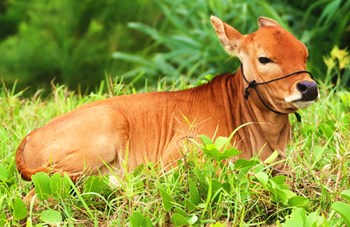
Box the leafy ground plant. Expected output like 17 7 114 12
0 47 349 226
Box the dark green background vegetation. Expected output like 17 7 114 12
1 1 350 225
0 0 349 92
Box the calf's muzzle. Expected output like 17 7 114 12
296 81 318 101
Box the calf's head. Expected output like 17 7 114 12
211 16 318 113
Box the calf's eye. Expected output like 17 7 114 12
258 57 272 64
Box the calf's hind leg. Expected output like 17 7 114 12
17 105 129 180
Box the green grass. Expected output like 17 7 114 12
0 74 350 226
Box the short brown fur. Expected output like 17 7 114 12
16 16 318 180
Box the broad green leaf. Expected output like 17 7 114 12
39 209 62 224
171 213 189 226
193 167 206 185
188 179 199 205
158 186 173 211
13 198 28 220
32 172 51 200
0 165 9 181
340 189 350 202
319 122 334 139
284 189 297 199
0 212 6 226
272 175 287 185
211 179 223 197
186 215 198 225
275 189 296 205
268 177 279 190
130 211 144 227
284 208 326 227
50 173 70 199
332 202 350 226
0 194 5 208
264 150 279 164
282 208 306 227
142 216 153 227
199 135 213 146
203 148 220 161
272 189 287 204
214 136 229 150
304 211 324 227
288 196 309 208
312 145 325 166
184 199 196 211
220 148 241 160
26 217 33 227
130 211 153 227
83 175 108 193
252 163 265 173
255 172 269 187
173 207 188 217
338 91 350 107
235 159 260 173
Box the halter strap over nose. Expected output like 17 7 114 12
240 63 314 123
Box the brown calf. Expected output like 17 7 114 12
16 16 318 181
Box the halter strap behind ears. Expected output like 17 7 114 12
240 63 314 123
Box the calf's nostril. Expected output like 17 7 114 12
297 83 308 93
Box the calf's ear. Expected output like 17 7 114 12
257 17 281 28
210 16 242 56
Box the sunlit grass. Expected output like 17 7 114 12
0 76 349 226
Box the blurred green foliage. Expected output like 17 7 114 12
0 0 157 91
0 0 349 92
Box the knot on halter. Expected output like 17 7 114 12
244 80 256 100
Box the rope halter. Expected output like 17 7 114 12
240 63 314 123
